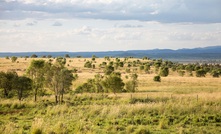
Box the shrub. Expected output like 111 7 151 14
196 69 206 77
159 67 169 77
32 128 43 134
153 76 161 82
84 61 92 68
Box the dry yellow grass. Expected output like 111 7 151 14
0 57 220 94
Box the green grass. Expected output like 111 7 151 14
1 57 221 133
1 93 221 134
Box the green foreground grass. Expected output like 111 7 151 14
1 92 221 134
0 57 221 133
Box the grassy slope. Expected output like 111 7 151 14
0 57 221 134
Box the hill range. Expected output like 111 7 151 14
0 46 220 62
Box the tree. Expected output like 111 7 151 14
11 56 18 63
59 68 75 102
159 67 169 77
196 69 206 77
104 65 114 75
47 55 52 58
65 54 70 58
0 71 18 98
125 73 138 92
15 76 32 101
144 64 151 73
84 61 92 68
210 69 220 78
154 60 162 73
139 65 144 71
93 74 104 93
31 54 38 58
26 60 45 101
103 73 124 94
178 70 185 77
153 76 161 82
45 58 76 103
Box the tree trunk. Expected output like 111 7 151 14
34 90 37 102
18 89 22 101
55 95 58 104
58 94 61 104
61 88 64 103
4 88 9 98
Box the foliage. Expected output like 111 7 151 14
104 64 114 75
11 56 18 63
178 70 185 77
26 60 45 101
125 73 138 92
44 58 76 103
0 71 18 98
196 69 207 77
210 69 220 78
31 54 38 58
153 76 161 82
84 61 92 68
103 73 125 93
65 54 70 58
15 76 32 101
159 66 169 77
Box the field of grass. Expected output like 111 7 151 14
0 57 221 133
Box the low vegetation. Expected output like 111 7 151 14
0 56 221 133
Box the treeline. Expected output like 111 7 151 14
0 57 77 103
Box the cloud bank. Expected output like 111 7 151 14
1 0 221 23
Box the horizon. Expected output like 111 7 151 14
0 45 220 53
1 0 221 52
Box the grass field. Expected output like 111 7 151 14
0 57 221 134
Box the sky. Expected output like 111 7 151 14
0 0 221 52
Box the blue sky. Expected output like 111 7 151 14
0 0 221 52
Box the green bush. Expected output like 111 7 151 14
153 76 161 82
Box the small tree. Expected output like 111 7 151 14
31 54 38 58
125 73 138 92
0 71 18 98
159 67 169 77
144 64 151 73
84 61 92 68
178 70 185 77
103 73 124 94
153 76 161 82
210 69 220 78
11 56 18 63
15 76 32 101
26 60 45 101
47 55 52 58
196 69 206 77
104 65 114 75
45 58 76 103
65 54 70 58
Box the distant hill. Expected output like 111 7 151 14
0 46 221 62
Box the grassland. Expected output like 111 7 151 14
0 57 221 134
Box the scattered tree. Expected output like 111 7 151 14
196 69 206 77
153 75 161 82
159 67 169 77
103 73 125 94
31 54 38 58
26 60 45 101
11 56 18 63
125 73 138 92
15 76 32 101
0 71 18 98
